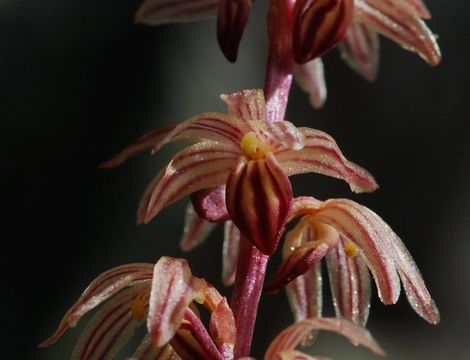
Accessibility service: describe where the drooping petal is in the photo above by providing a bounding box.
[222,221,241,286]
[265,242,329,293]
[138,142,240,224]
[221,89,267,123]
[326,238,372,325]
[276,128,378,193]
[265,318,386,359]
[100,125,176,168]
[40,264,154,347]
[131,335,180,360]
[71,283,150,360]
[190,186,230,223]
[151,113,248,154]
[226,153,293,255]
[135,0,218,26]
[290,197,401,304]
[389,234,440,324]
[293,0,355,64]
[403,0,431,19]
[294,58,327,109]
[217,0,253,62]
[209,298,237,359]
[180,203,217,252]
[339,22,380,82]
[147,257,206,346]
[354,0,441,65]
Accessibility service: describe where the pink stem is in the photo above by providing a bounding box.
[231,235,269,358]
[185,308,225,360]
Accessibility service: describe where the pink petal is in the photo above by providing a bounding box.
[294,59,327,110]
[151,113,248,154]
[325,238,371,325]
[147,257,206,346]
[265,242,329,293]
[251,120,305,152]
[180,203,217,252]
[222,221,241,286]
[135,0,218,26]
[217,0,253,62]
[290,197,401,304]
[190,186,230,223]
[265,317,386,359]
[100,125,176,168]
[293,0,355,64]
[209,298,237,359]
[354,0,441,65]
[275,350,332,360]
[138,142,240,224]
[71,283,150,360]
[389,234,440,324]
[226,154,293,255]
[403,0,431,19]
[276,128,378,193]
[40,264,154,347]
[130,335,180,360]
[339,22,380,82]
[220,89,267,123]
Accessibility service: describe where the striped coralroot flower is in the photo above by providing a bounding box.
[264,196,440,331]
[102,89,377,255]
[41,257,236,360]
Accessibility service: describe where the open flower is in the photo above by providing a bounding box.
[103,89,377,255]
[265,196,440,327]
[41,257,236,360]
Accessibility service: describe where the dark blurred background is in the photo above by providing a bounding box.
[2,0,469,359]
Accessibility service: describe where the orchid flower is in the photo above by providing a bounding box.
[102,89,377,256]
[41,257,237,360]
[133,0,440,109]
[264,196,440,328]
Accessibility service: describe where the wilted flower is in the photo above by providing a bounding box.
[265,196,440,327]
[103,89,377,255]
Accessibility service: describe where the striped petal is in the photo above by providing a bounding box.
[180,203,217,252]
[389,234,440,324]
[294,58,327,110]
[138,142,240,224]
[147,257,206,346]
[221,89,267,123]
[354,0,441,65]
[135,0,218,26]
[326,238,372,325]
[71,283,150,360]
[40,264,154,347]
[100,125,176,168]
[251,120,305,152]
[222,221,241,286]
[290,197,401,304]
[403,0,431,19]
[190,186,230,223]
[131,335,180,360]
[276,128,378,193]
[217,0,253,62]
[339,22,380,82]
[265,317,386,359]
[265,242,329,294]
[293,0,355,64]
[151,113,248,154]
[226,153,293,255]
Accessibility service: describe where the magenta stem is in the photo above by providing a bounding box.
[231,235,269,358]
